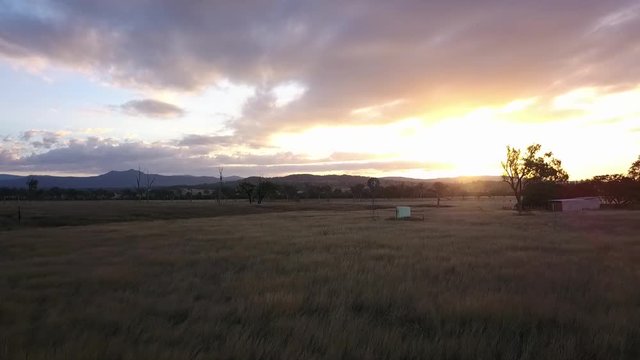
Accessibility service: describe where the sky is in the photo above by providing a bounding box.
[0,0,639,180]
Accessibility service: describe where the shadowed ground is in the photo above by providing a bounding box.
[1,199,639,359]
[0,199,445,230]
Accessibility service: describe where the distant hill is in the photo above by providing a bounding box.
[380,175,502,184]
[0,170,501,190]
[0,170,242,189]
[239,174,502,187]
[0,174,24,182]
[249,174,370,187]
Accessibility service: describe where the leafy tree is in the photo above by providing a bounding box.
[432,181,446,207]
[303,184,320,199]
[26,177,38,192]
[256,179,278,204]
[350,183,365,200]
[501,144,568,213]
[280,184,299,201]
[629,155,640,181]
[592,174,637,206]
[26,177,38,200]
[522,181,560,208]
[317,184,332,200]
[238,181,256,203]
[367,178,380,215]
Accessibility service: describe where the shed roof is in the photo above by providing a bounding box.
[549,197,600,202]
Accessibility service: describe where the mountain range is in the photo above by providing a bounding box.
[0,170,501,189]
[0,170,242,189]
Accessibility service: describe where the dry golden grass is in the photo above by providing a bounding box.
[1,199,639,359]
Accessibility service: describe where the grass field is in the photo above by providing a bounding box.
[0,199,392,230]
[1,199,640,359]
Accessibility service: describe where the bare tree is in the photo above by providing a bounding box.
[135,166,143,201]
[144,170,156,202]
[367,177,380,217]
[416,182,426,199]
[502,144,568,213]
[134,166,156,201]
[217,166,224,205]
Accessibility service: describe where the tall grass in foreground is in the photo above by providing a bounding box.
[1,200,639,359]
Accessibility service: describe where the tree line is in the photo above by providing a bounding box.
[0,177,512,202]
[3,149,639,208]
[502,144,640,211]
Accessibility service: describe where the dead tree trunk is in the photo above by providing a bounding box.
[217,167,223,205]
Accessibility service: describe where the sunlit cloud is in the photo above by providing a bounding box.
[351,99,408,120]
[591,3,640,32]
[552,86,640,122]
[271,81,307,107]
[271,85,640,180]
[0,1,639,178]
[500,98,538,114]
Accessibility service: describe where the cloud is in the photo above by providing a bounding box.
[591,3,640,32]
[271,81,307,107]
[19,130,65,149]
[1,0,638,140]
[119,99,185,118]
[0,148,16,163]
[1,1,639,178]
[0,135,448,177]
[351,99,408,120]
[2,137,188,174]
[176,134,233,147]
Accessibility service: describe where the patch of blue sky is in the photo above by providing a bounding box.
[0,63,135,135]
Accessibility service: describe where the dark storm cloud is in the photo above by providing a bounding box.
[119,99,185,118]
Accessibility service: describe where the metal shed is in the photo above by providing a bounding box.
[549,197,601,212]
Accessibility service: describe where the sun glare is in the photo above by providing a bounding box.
[271,87,640,180]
